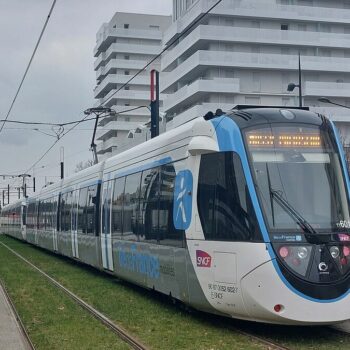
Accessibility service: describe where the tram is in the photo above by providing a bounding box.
[2,106,350,325]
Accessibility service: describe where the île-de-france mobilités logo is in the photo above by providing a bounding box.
[173,170,193,230]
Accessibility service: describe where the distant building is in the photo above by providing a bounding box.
[162,0,350,141]
[93,12,171,159]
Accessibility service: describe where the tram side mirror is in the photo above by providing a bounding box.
[188,136,218,156]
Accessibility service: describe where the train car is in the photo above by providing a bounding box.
[2,106,350,325]
[1,200,26,240]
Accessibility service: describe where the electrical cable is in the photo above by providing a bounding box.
[99,0,223,107]
[0,0,57,135]
[2,1,223,189]
[0,105,149,127]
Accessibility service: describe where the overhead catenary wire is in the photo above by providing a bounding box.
[0,106,149,127]
[4,0,224,181]
[0,0,57,136]
[99,0,224,107]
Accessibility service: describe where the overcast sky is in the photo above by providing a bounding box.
[0,0,172,201]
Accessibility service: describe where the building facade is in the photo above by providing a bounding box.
[93,12,171,159]
[162,0,350,141]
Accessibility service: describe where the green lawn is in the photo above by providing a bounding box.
[0,236,129,350]
[1,235,350,350]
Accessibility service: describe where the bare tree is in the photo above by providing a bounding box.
[75,159,94,173]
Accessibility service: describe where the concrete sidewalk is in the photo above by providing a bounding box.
[0,284,31,350]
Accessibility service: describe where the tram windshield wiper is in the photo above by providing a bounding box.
[270,189,318,236]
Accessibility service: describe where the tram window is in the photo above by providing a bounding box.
[123,173,141,241]
[159,164,184,247]
[112,177,125,237]
[102,180,112,236]
[86,185,98,235]
[78,187,88,234]
[139,167,160,243]
[198,152,260,241]
[66,192,73,232]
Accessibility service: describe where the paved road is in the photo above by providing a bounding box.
[0,284,30,350]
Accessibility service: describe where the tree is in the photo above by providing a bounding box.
[75,160,94,173]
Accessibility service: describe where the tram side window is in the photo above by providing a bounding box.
[27,202,35,229]
[139,167,160,243]
[78,187,88,234]
[159,164,184,247]
[197,152,260,241]
[112,177,125,238]
[123,173,141,241]
[86,185,98,235]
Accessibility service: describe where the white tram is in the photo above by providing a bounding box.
[2,106,350,324]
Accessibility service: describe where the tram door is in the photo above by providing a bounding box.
[21,203,26,240]
[71,191,79,258]
[101,180,113,271]
[52,196,58,251]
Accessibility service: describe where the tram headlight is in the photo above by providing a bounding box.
[297,247,308,259]
[330,246,340,259]
[279,246,289,258]
[274,244,312,277]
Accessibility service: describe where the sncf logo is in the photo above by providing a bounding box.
[196,250,212,268]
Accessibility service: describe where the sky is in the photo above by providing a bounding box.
[0,0,172,203]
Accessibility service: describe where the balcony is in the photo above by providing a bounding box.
[309,106,350,122]
[164,77,240,113]
[304,82,350,98]
[96,136,119,154]
[101,89,166,108]
[96,58,150,80]
[94,74,150,99]
[96,121,141,140]
[94,28,162,57]
[162,25,350,70]
[94,43,161,70]
[164,0,350,45]
[161,50,350,92]
[166,102,235,130]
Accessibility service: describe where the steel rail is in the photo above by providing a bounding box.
[0,278,36,350]
[232,326,292,350]
[0,241,148,350]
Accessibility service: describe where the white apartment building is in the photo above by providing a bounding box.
[93,12,171,159]
[162,0,350,141]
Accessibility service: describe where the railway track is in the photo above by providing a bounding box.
[1,240,293,350]
[0,241,148,350]
[0,278,36,350]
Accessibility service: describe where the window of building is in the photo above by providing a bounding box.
[245,96,261,105]
[197,152,261,241]
[124,24,129,29]
[124,70,130,75]
[124,86,130,90]
[281,24,289,30]
[112,177,125,237]
[124,55,130,60]
[149,25,160,30]
[125,116,130,122]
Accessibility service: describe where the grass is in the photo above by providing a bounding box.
[0,235,264,350]
[2,234,350,350]
[0,237,130,350]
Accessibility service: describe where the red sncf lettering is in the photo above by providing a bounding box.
[196,250,212,267]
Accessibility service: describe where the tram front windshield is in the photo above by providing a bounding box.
[245,124,350,233]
